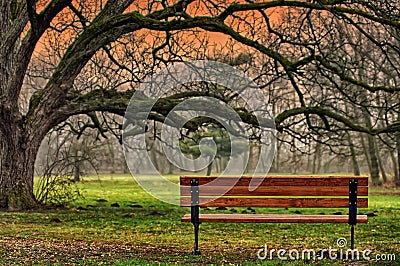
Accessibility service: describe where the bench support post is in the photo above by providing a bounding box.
[190,178,201,255]
[349,179,358,250]
[350,224,355,250]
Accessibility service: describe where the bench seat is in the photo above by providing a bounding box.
[181,213,368,223]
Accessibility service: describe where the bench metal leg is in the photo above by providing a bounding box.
[192,222,201,255]
[190,178,201,255]
[350,224,355,250]
[349,179,357,251]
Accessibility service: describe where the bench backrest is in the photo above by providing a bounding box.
[180,175,368,208]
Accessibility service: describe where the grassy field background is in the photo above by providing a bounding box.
[0,174,398,265]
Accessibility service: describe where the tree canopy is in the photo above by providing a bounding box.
[0,0,399,210]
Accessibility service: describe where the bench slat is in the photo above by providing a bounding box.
[180,197,368,208]
[180,186,368,196]
[180,176,368,187]
[181,213,368,223]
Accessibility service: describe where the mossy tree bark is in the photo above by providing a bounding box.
[0,121,40,210]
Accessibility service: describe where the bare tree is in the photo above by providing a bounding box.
[1,0,400,210]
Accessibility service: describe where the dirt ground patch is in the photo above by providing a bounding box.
[0,237,175,265]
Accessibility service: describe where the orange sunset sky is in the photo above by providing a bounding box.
[33,0,284,52]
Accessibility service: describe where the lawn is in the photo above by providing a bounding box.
[0,174,398,265]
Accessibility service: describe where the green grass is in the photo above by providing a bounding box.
[0,174,399,265]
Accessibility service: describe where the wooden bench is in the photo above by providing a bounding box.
[180,175,368,255]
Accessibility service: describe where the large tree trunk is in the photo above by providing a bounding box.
[356,54,380,185]
[206,156,213,176]
[376,148,387,183]
[312,142,321,174]
[360,132,380,185]
[346,132,360,176]
[396,133,400,186]
[396,95,400,186]
[389,150,399,182]
[73,149,81,183]
[367,135,381,185]
[0,2,39,210]
[274,141,281,173]
[0,125,40,210]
